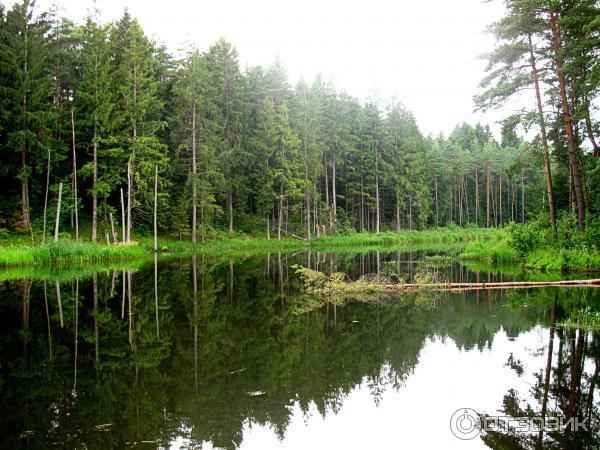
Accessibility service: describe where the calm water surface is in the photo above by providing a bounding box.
[0,250,598,449]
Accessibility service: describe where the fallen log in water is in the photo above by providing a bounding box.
[378,278,600,293]
[293,266,600,295]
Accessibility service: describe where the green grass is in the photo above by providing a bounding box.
[0,227,503,268]
[459,240,519,264]
[310,227,506,248]
[0,240,148,266]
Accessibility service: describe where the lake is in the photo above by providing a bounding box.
[0,250,598,449]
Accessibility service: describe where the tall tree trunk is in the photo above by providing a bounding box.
[396,191,400,231]
[126,159,132,242]
[120,188,126,243]
[408,194,412,230]
[499,173,502,225]
[71,108,79,241]
[475,169,479,226]
[331,147,336,227]
[21,153,31,237]
[54,182,63,242]
[153,165,158,253]
[110,213,116,243]
[360,176,365,231]
[511,182,516,222]
[278,185,283,241]
[459,176,463,226]
[42,148,51,244]
[21,4,31,237]
[303,141,311,240]
[228,191,233,234]
[492,175,497,226]
[486,166,491,227]
[324,153,330,228]
[528,32,556,232]
[521,170,525,224]
[464,176,469,224]
[550,11,585,231]
[191,101,197,243]
[92,127,98,242]
[375,143,380,234]
[434,174,439,227]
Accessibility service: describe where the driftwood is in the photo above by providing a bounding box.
[361,278,600,293]
[295,266,600,295]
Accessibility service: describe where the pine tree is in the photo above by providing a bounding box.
[0,0,52,234]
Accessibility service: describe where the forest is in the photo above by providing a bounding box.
[0,0,599,249]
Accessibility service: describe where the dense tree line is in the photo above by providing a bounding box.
[0,0,598,242]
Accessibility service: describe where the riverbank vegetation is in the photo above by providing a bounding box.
[460,216,600,272]
[0,227,502,267]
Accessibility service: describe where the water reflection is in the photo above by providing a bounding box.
[0,252,598,449]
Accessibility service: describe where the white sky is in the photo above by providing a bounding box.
[19,0,508,137]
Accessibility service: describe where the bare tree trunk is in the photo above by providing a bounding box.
[228,191,233,234]
[71,108,79,242]
[375,143,380,234]
[324,153,330,228]
[528,32,556,232]
[191,101,197,243]
[521,170,525,224]
[126,159,132,242]
[42,148,51,244]
[550,11,585,231]
[303,141,311,240]
[511,182,516,222]
[331,147,336,227]
[360,176,365,231]
[408,194,412,230]
[120,188,126,243]
[54,183,63,242]
[434,174,439,227]
[396,192,401,231]
[153,165,158,253]
[486,167,490,227]
[464,176,469,224]
[110,213,117,243]
[475,169,479,226]
[459,176,463,226]
[278,188,283,241]
[492,175,497,226]
[92,129,98,242]
[499,173,503,225]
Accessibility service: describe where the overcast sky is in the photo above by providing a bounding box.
[15,0,507,137]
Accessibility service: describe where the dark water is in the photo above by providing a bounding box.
[0,251,599,449]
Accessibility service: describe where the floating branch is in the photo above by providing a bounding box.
[294,266,600,295]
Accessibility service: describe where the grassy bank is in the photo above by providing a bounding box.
[0,227,502,267]
[459,217,600,272]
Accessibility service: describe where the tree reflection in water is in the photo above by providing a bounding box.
[0,251,597,449]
